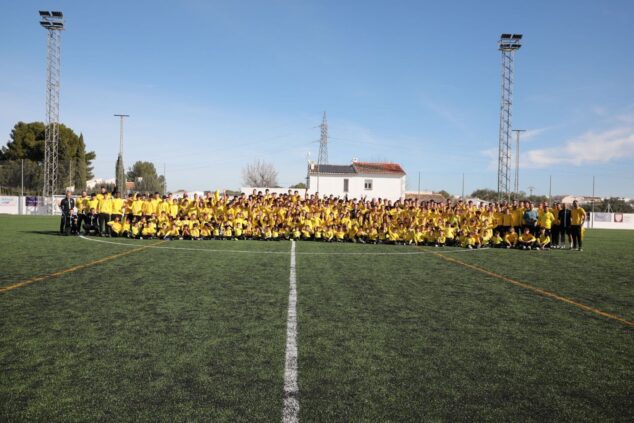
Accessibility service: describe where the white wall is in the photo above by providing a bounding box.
[587,212,634,230]
[307,174,405,201]
[0,196,64,215]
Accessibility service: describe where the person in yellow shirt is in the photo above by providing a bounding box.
[436,230,446,247]
[518,228,537,250]
[97,192,113,236]
[537,205,555,235]
[141,220,157,239]
[191,223,201,240]
[537,228,551,250]
[77,191,90,233]
[570,200,587,251]
[490,231,504,248]
[504,227,518,249]
[107,216,124,237]
[111,192,125,221]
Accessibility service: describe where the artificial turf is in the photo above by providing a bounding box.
[0,215,633,422]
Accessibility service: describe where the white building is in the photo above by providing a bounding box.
[307,161,406,201]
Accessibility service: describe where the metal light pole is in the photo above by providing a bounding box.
[497,34,522,200]
[39,10,64,212]
[114,114,129,195]
[591,175,594,228]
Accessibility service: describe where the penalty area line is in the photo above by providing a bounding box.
[433,252,634,328]
[282,240,299,423]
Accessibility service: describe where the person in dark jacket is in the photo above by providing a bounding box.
[59,191,76,235]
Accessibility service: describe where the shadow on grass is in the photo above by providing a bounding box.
[21,230,67,236]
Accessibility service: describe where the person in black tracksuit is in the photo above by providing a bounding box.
[558,204,572,248]
[59,191,76,235]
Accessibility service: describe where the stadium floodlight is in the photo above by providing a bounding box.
[497,33,523,200]
[39,10,65,210]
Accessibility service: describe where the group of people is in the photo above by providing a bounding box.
[58,187,587,251]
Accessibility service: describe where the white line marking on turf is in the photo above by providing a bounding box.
[282,240,299,423]
[79,235,491,256]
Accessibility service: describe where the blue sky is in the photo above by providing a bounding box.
[2,0,633,197]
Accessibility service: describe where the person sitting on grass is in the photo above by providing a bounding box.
[108,216,124,237]
[436,229,446,247]
[518,228,537,250]
[490,230,504,248]
[537,228,551,250]
[191,223,201,240]
[131,221,142,239]
[504,227,518,249]
[141,220,157,239]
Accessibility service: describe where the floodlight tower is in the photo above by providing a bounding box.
[114,114,129,195]
[497,33,522,200]
[39,11,64,206]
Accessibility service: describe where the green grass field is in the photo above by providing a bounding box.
[1,215,633,422]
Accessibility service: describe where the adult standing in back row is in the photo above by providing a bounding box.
[59,190,75,235]
[571,200,587,251]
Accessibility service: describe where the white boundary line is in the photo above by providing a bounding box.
[282,240,299,423]
[78,236,492,256]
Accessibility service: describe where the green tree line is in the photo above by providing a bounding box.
[0,122,95,195]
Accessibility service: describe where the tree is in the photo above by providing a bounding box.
[583,197,634,213]
[436,190,453,199]
[469,188,499,202]
[115,154,125,194]
[0,122,95,193]
[242,160,278,187]
[127,161,165,193]
[290,182,307,189]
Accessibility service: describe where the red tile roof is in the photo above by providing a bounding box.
[352,162,406,175]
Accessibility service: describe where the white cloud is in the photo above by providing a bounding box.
[523,127,634,168]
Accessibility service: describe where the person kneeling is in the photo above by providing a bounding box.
[518,228,537,250]
[536,228,551,250]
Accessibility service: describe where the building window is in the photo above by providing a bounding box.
[364,179,373,190]
[343,178,349,192]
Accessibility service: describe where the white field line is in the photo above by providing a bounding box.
[282,240,299,423]
[78,236,493,256]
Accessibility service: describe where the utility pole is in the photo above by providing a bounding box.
[114,114,129,195]
[418,171,421,195]
[497,33,522,200]
[163,162,166,195]
[39,11,64,212]
[528,185,535,197]
[549,175,552,203]
[21,159,24,215]
[590,175,594,228]
[512,129,526,195]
